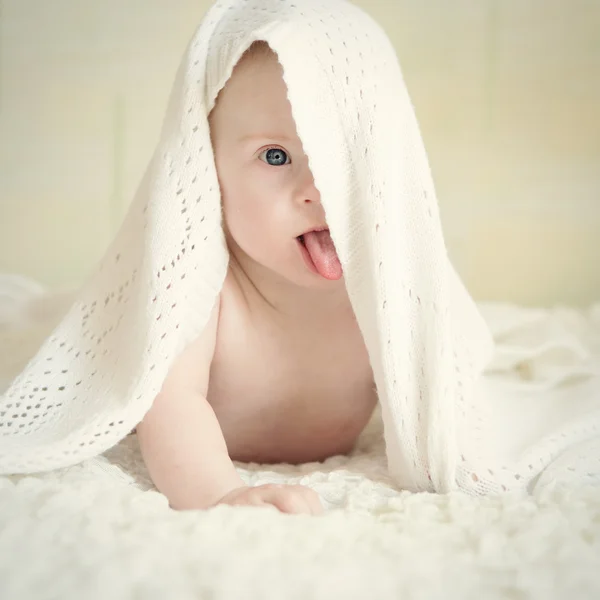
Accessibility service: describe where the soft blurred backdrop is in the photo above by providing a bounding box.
[0,0,598,306]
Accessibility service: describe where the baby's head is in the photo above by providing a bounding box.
[208,42,343,289]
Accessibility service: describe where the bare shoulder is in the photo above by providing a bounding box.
[158,295,221,398]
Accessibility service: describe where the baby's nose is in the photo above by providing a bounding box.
[303,188,321,204]
[297,165,321,205]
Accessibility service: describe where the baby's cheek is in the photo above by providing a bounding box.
[222,194,269,252]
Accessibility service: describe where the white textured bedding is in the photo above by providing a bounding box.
[0,279,599,599]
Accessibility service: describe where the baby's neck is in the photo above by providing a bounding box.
[227,255,354,327]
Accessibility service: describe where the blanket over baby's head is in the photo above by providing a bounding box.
[2,0,598,495]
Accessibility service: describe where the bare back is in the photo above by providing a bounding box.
[207,269,378,465]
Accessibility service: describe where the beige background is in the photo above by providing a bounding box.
[0,0,598,306]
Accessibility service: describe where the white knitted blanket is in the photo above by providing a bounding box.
[1,0,599,497]
[1,283,600,599]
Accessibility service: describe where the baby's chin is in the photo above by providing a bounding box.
[230,241,345,291]
[275,240,346,289]
[276,254,347,291]
[285,269,346,290]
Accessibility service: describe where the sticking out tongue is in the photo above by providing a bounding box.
[302,230,343,280]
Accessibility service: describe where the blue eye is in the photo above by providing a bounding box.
[260,148,291,166]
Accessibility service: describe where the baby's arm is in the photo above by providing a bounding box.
[136,297,323,514]
[137,392,245,509]
[136,299,243,509]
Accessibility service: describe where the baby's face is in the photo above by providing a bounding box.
[209,49,338,289]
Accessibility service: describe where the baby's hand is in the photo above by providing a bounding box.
[216,483,323,515]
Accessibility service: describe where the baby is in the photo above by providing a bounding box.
[136,42,378,515]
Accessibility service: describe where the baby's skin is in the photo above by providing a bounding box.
[136,42,377,515]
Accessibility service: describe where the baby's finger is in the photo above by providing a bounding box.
[267,490,312,515]
[300,488,324,515]
[224,495,263,508]
[289,485,323,515]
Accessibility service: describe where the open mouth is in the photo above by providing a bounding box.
[296,234,317,274]
[296,225,329,248]
[295,228,343,281]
